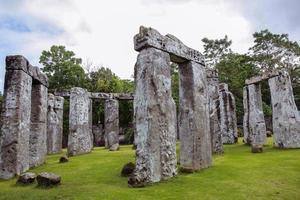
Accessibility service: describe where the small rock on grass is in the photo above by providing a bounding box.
[17,172,36,185]
[37,172,61,187]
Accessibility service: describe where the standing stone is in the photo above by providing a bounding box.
[207,69,223,154]
[129,48,177,187]
[243,86,251,145]
[0,66,32,179]
[104,99,119,151]
[178,61,212,172]
[247,83,266,152]
[30,83,48,167]
[268,71,300,148]
[219,83,238,144]
[68,87,93,156]
[47,94,64,154]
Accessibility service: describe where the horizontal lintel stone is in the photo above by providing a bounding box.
[245,70,280,85]
[134,26,205,65]
[6,55,48,87]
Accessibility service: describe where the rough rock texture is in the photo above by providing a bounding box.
[207,69,223,154]
[37,172,61,187]
[134,26,204,65]
[129,48,177,187]
[29,83,48,167]
[268,71,300,148]
[178,61,212,172]
[68,87,93,156]
[243,86,250,144]
[17,172,36,184]
[0,69,32,179]
[5,55,48,87]
[219,83,238,144]
[55,91,134,100]
[104,99,119,151]
[93,124,104,146]
[245,70,280,85]
[47,94,64,154]
[247,83,266,152]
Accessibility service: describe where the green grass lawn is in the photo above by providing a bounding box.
[0,138,299,200]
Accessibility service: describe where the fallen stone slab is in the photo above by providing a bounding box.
[17,172,37,185]
[37,172,61,187]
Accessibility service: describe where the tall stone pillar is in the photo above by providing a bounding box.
[47,94,64,154]
[29,84,48,167]
[104,99,119,151]
[248,83,266,152]
[207,69,223,154]
[129,48,177,187]
[243,86,251,145]
[178,61,211,172]
[68,87,93,156]
[268,71,300,148]
[0,57,32,179]
[219,83,238,144]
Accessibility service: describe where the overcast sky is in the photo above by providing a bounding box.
[0,0,299,92]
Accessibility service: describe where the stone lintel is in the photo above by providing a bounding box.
[245,71,280,85]
[134,26,205,65]
[54,90,134,100]
[6,55,48,87]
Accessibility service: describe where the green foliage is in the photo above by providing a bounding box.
[0,139,299,200]
[202,35,232,68]
[171,63,179,111]
[217,54,259,122]
[39,45,87,92]
[250,29,300,108]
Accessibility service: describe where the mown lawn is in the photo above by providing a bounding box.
[0,138,299,200]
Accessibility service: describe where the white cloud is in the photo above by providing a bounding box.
[3,0,298,93]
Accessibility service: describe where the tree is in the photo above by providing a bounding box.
[39,45,87,91]
[217,54,259,122]
[202,35,232,68]
[249,30,300,108]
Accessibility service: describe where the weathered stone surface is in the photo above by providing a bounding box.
[121,162,135,177]
[55,90,134,100]
[104,99,119,151]
[37,172,61,187]
[134,26,205,65]
[0,69,32,179]
[243,86,251,144]
[30,84,48,167]
[268,71,300,148]
[219,83,238,144]
[47,94,64,154]
[17,172,36,184]
[247,83,266,152]
[245,70,280,85]
[178,61,212,172]
[93,124,104,146]
[207,69,223,154]
[68,87,93,156]
[5,55,48,87]
[129,48,177,187]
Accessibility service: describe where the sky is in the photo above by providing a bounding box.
[0,0,300,92]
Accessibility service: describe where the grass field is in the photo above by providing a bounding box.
[0,138,299,200]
